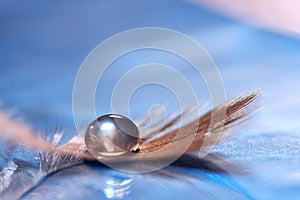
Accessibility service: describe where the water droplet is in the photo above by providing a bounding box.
[85,114,140,161]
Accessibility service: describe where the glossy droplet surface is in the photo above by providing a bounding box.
[85,114,140,160]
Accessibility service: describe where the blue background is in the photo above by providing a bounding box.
[0,0,300,199]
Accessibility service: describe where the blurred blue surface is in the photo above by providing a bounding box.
[0,0,300,199]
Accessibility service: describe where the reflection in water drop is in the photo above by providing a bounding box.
[104,176,133,199]
[97,156,104,160]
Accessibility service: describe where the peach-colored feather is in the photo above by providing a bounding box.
[0,91,260,162]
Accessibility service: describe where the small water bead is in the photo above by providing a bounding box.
[85,114,140,160]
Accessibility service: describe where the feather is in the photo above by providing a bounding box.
[0,90,260,199]
[134,90,260,153]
